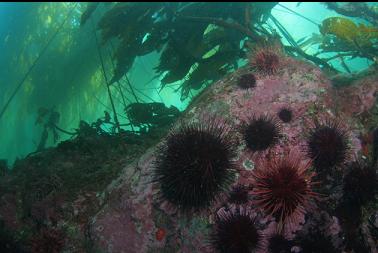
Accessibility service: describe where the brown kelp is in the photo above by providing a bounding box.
[95,3,278,100]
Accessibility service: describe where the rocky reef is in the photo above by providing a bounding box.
[0,49,377,252]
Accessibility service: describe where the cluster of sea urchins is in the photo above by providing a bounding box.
[153,112,356,252]
[153,118,237,211]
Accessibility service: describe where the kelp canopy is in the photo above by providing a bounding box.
[91,2,278,100]
[87,2,378,100]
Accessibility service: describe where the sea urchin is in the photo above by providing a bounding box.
[211,207,262,253]
[237,73,257,89]
[343,161,377,206]
[267,233,292,253]
[278,107,292,123]
[243,115,281,152]
[251,152,317,226]
[249,46,281,75]
[306,119,350,173]
[228,184,250,205]
[154,118,236,211]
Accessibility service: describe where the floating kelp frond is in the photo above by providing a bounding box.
[320,17,378,48]
[96,2,277,94]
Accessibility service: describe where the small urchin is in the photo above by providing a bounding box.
[211,207,263,253]
[342,161,377,206]
[296,230,338,253]
[243,114,281,152]
[306,119,350,174]
[249,46,281,75]
[237,73,257,89]
[277,107,293,123]
[153,118,237,211]
[267,233,292,253]
[228,184,250,205]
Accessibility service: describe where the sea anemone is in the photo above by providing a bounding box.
[342,161,377,206]
[250,152,318,228]
[211,207,263,253]
[306,119,350,174]
[249,46,281,75]
[237,73,257,89]
[277,107,292,123]
[267,233,292,253]
[228,184,250,205]
[243,115,281,152]
[154,118,237,211]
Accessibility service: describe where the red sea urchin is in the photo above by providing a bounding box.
[249,46,281,75]
[211,207,263,253]
[153,118,237,211]
[250,152,318,228]
[306,119,350,175]
[243,115,281,152]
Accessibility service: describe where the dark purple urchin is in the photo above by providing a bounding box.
[30,227,65,253]
[267,234,292,253]
[211,207,263,253]
[237,73,257,89]
[306,119,350,173]
[228,184,250,205]
[296,230,338,253]
[342,161,377,206]
[277,107,292,123]
[154,119,237,211]
[243,115,281,152]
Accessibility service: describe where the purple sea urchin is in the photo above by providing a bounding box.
[211,207,263,253]
[296,230,338,253]
[154,118,237,211]
[267,234,292,253]
[343,161,377,206]
[30,227,65,253]
[277,107,292,123]
[243,115,281,152]
[228,184,250,205]
[237,73,257,89]
[306,119,350,174]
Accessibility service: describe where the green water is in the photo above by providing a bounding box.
[0,2,376,165]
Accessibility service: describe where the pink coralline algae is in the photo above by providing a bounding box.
[336,75,378,116]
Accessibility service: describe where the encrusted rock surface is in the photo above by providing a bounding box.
[90,57,377,252]
[0,56,377,252]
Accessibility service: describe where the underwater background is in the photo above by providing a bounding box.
[0,2,375,165]
[0,2,377,253]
